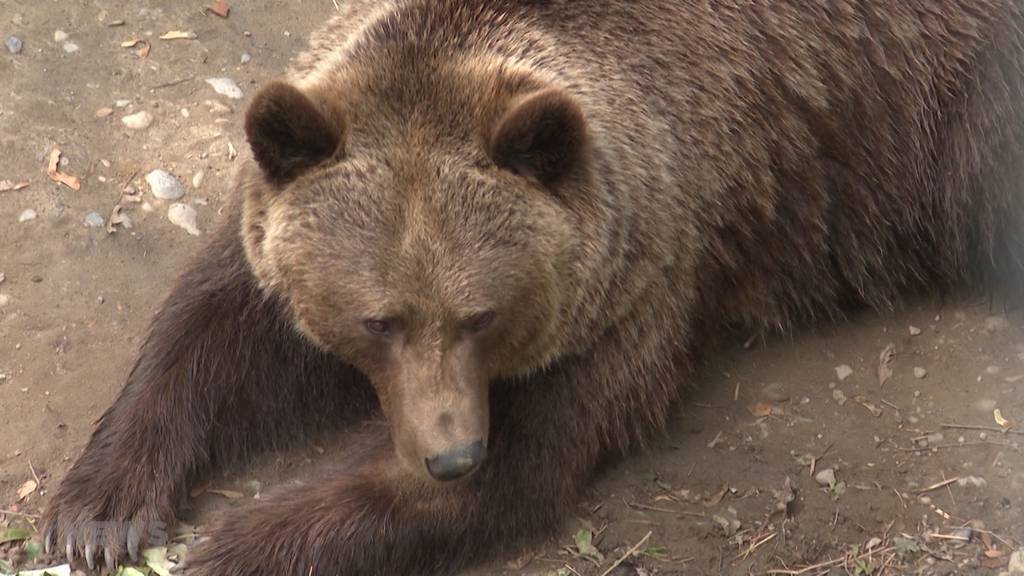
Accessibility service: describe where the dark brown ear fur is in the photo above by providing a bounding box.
[489,88,587,186]
[244,80,345,185]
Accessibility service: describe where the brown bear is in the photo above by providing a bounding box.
[43,1,1024,574]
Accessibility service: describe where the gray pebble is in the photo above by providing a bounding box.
[832,389,847,406]
[205,77,244,100]
[146,169,186,200]
[240,51,251,64]
[834,364,853,381]
[168,203,201,236]
[62,41,79,54]
[18,208,37,222]
[984,316,1010,333]
[814,468,836,487]
[84,212,105,228]
[4,35,23,54]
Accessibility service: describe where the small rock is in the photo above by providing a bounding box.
[205,77,244,99]
[909,325,922,336]
[832,389,847,406]
[114,99,131,108]
[62,42,79,53]
[121,110,154,130]
[168,203,201,236]
[18,208,37,222]
[0,294,10,307]
[192,170,206,189]
[4,35,24,54]
[146,169,186,200]
[84,212,105,228]
[205,99,233,114]
[986,365,1002,375]
[1008,550,1024,576]
[913,367,928,379]
[95,107,114,118]
[835,364,854,381]
[53,30,69,42]
[814,468,836,487]
[985,316,1011,333]
[240,51,251,64]
[760,383,790,403]
[957,476,987,489]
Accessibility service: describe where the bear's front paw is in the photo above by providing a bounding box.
[186,475,417,576]
[42,463,177,572]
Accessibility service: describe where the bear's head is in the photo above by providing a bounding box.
[239,63,594,482]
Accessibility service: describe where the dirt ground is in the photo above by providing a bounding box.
[2,2,1023,575]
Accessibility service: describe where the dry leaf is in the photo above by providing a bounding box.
[47,148,82,191]
[207,1,230,17]
[160,30,197,40]
[16,479,38,501]
[106,204,133,234]
[878,343,896,387]
[703,484,729,507]
[0,180,30,192]
[980,555,1009,569]
[120,38,151,58]
[854,395,883,417]
[749,402,774,418]
[208,489,244,500]
[994,408,1010,428]
[983,548,1007,559]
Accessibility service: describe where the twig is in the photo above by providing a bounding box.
[926,533,969,542]
[151,76,195,90]
[734,531,777,561]
[940,423,1024,437]
[598,530,651,576]
[625,500,676,514]
[0,509,40,519]
[942,472,956,506]
[809,441,835,478]
[897,441,1014,452]
[28,460,40,485]
[892,488,906,510]
[767,546,896,575]
[916,477,959,494]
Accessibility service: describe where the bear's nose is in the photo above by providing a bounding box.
[424,440,486,481]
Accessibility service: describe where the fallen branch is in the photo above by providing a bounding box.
[599,530,651,576]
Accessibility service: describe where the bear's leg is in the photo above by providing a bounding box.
[42,219,375,571]
[186,298,686,576]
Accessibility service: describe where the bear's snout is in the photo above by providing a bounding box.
[425,440,486,481]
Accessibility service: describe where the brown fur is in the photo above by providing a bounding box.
[44,1,1024,575]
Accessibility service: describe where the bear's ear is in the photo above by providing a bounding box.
[488,88,587,186]
[244,80,346,186]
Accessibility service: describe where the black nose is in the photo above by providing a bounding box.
[425,440,486,481]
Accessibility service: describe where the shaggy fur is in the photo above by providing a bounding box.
[44,1,1024,575]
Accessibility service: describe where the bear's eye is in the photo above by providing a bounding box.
[364,319,392,336]
[463,311,497,334]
